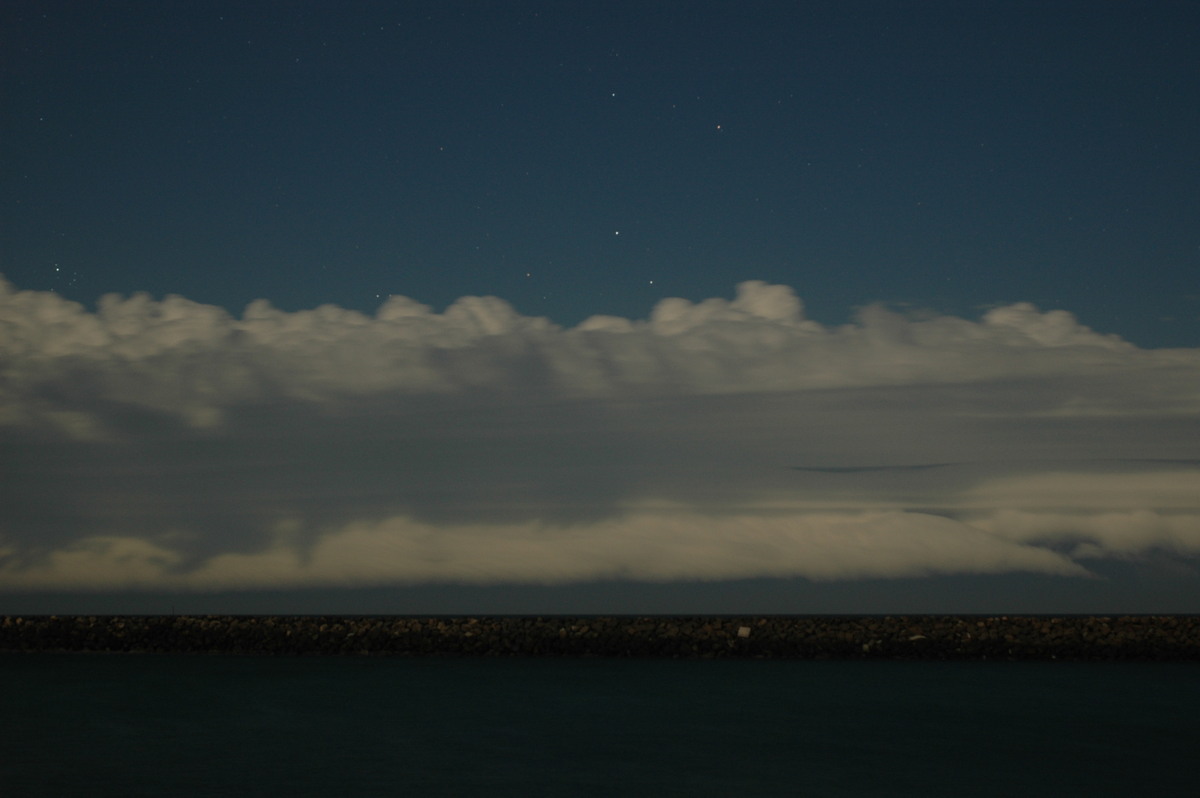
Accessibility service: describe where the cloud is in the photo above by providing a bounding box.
[2,276,1199,594]
[4,276,1193,431]
[0,507,1088,591]
[972,509,1200,560]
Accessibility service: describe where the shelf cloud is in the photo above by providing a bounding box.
[2,277,1199,593]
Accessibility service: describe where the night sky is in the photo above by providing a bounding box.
[6,0,1199,345]
[2,1,1200,614]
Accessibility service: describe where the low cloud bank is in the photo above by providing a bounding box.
[2,277,1199,593]
[1,508,1090,591]
[4,277,1195,434]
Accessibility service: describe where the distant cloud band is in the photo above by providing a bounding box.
[2,277,1198,592]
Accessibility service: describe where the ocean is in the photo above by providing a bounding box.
[2,653,1196,796]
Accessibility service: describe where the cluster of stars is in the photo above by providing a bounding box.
[51,263,79,288]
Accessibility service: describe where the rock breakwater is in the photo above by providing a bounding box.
[2,615,1198,660]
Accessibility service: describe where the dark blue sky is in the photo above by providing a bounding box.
[4,0,1198,346]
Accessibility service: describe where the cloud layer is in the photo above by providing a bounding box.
[2,277,1199,594]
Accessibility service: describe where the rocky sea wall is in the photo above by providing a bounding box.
[2,615,1198,660]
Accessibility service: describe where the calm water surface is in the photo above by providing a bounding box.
[2,654,1196,796]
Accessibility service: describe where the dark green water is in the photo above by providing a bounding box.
[2,654,1196,796]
